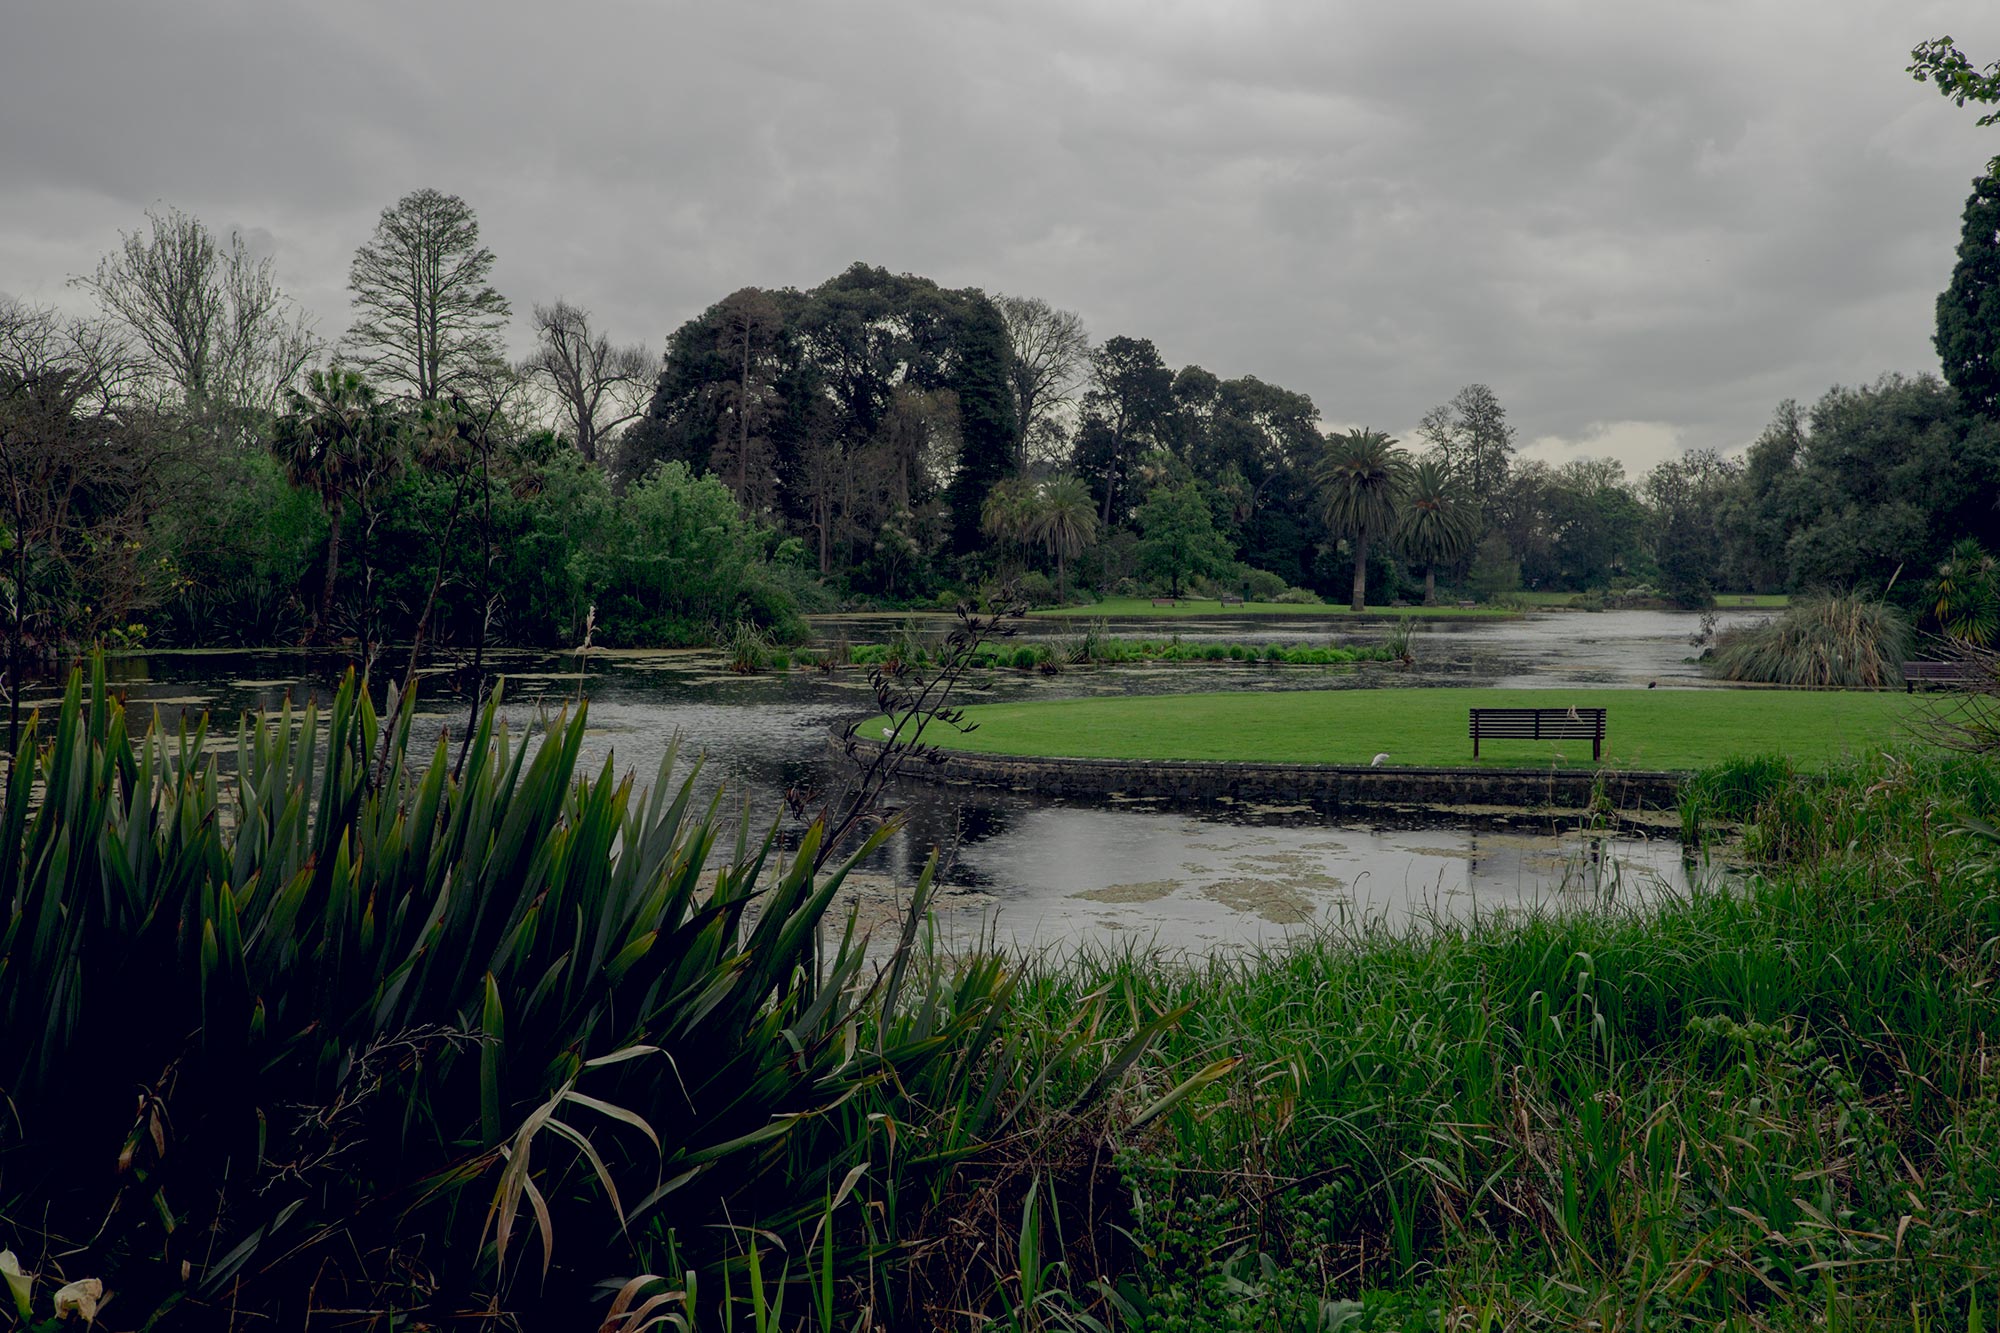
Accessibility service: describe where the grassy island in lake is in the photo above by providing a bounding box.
[901,686,1927,770]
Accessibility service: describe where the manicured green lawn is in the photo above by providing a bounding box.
[1032,597,1513,620]
[916,686,1927,770]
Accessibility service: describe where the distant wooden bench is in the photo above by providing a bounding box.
[1218,595,1245,606]
[1151,597,1179,607]
[1470,706,1607,760]
[1903,660,1981,692]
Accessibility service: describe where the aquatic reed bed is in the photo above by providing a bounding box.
[846,636,1397,672]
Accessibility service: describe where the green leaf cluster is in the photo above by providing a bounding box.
[0,662,1006,1323]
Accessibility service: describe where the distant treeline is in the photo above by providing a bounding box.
[629,264,2000,613]
[6,168,2000,688]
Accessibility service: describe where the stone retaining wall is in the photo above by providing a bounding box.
[834,729,1686,814]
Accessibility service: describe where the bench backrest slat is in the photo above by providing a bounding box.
[1468,706,1606,758]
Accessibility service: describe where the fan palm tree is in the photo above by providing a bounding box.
[1032,475,1097,604]
[1396,459,1478,605]
[980,475,1038,573]
[1315,428,1410,612]
[270,367,389,644]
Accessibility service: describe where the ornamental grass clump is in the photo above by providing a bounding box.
[1711,592,1911,688]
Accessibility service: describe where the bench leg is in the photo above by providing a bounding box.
[1473,732,1479,760]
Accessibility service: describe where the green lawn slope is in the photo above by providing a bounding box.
[918,686,1927,770]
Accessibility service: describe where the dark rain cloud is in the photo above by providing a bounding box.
[2,0,1996,473]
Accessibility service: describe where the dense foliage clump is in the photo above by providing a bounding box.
[1711,592,1913,688]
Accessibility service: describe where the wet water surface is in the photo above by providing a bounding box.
[75,607,1747,952]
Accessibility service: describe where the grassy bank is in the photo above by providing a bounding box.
[909,685,1924,770]
[842,635,1401,672]
[1514,591,1791,610]
[994,747,2000,1328]
[1033,597,1515,620]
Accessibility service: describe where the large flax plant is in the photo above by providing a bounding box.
[0,663,1017,1325]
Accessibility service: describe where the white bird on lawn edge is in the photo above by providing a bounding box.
[1370,753,1389,767]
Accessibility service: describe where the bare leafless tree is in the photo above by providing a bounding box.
[808,593,1025,872]
[0,300,158,745]
[996,294,1089,471]
[344,189,511,402]
[520,300,651,465]
[72,206,317,420]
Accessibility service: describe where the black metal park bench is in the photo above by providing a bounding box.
[1902,660,1980,693]
[1470,706,1607,761]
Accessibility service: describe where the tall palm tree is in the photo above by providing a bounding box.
[980,475,1038,573]
[271,367,388,644]
[1396,459,1477,605]
[1315,428,1409,612]
[1032,475,1098,604]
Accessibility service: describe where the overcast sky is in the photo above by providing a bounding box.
[4,1,1997,474]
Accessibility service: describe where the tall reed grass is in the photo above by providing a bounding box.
[982,748,2000,1329]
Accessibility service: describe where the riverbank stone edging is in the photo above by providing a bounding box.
[833,728,1686,812]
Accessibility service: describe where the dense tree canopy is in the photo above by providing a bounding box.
[12,175,2000,664]
[1937,168,2000,416]
[626,264,1016,577]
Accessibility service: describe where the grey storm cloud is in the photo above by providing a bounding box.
[3,0,1997,474]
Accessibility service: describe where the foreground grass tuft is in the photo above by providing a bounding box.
[990,747,2000,1329]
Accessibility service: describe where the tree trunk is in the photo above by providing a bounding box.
[1350,533,1368,613]
[737,326,752,503]
[577,400,597,465]
[1424,565,1436,606]
[1057,551,1067,605]
[315,497,345,645]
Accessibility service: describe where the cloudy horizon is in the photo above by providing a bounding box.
[5,0,1997,475]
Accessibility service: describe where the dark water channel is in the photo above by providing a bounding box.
[70,608,1765,953]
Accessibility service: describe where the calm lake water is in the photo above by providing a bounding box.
[68,607,1762,953]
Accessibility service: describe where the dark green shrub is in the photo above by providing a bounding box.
[0,664,1017,1325]
[1242,568,1287,602]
